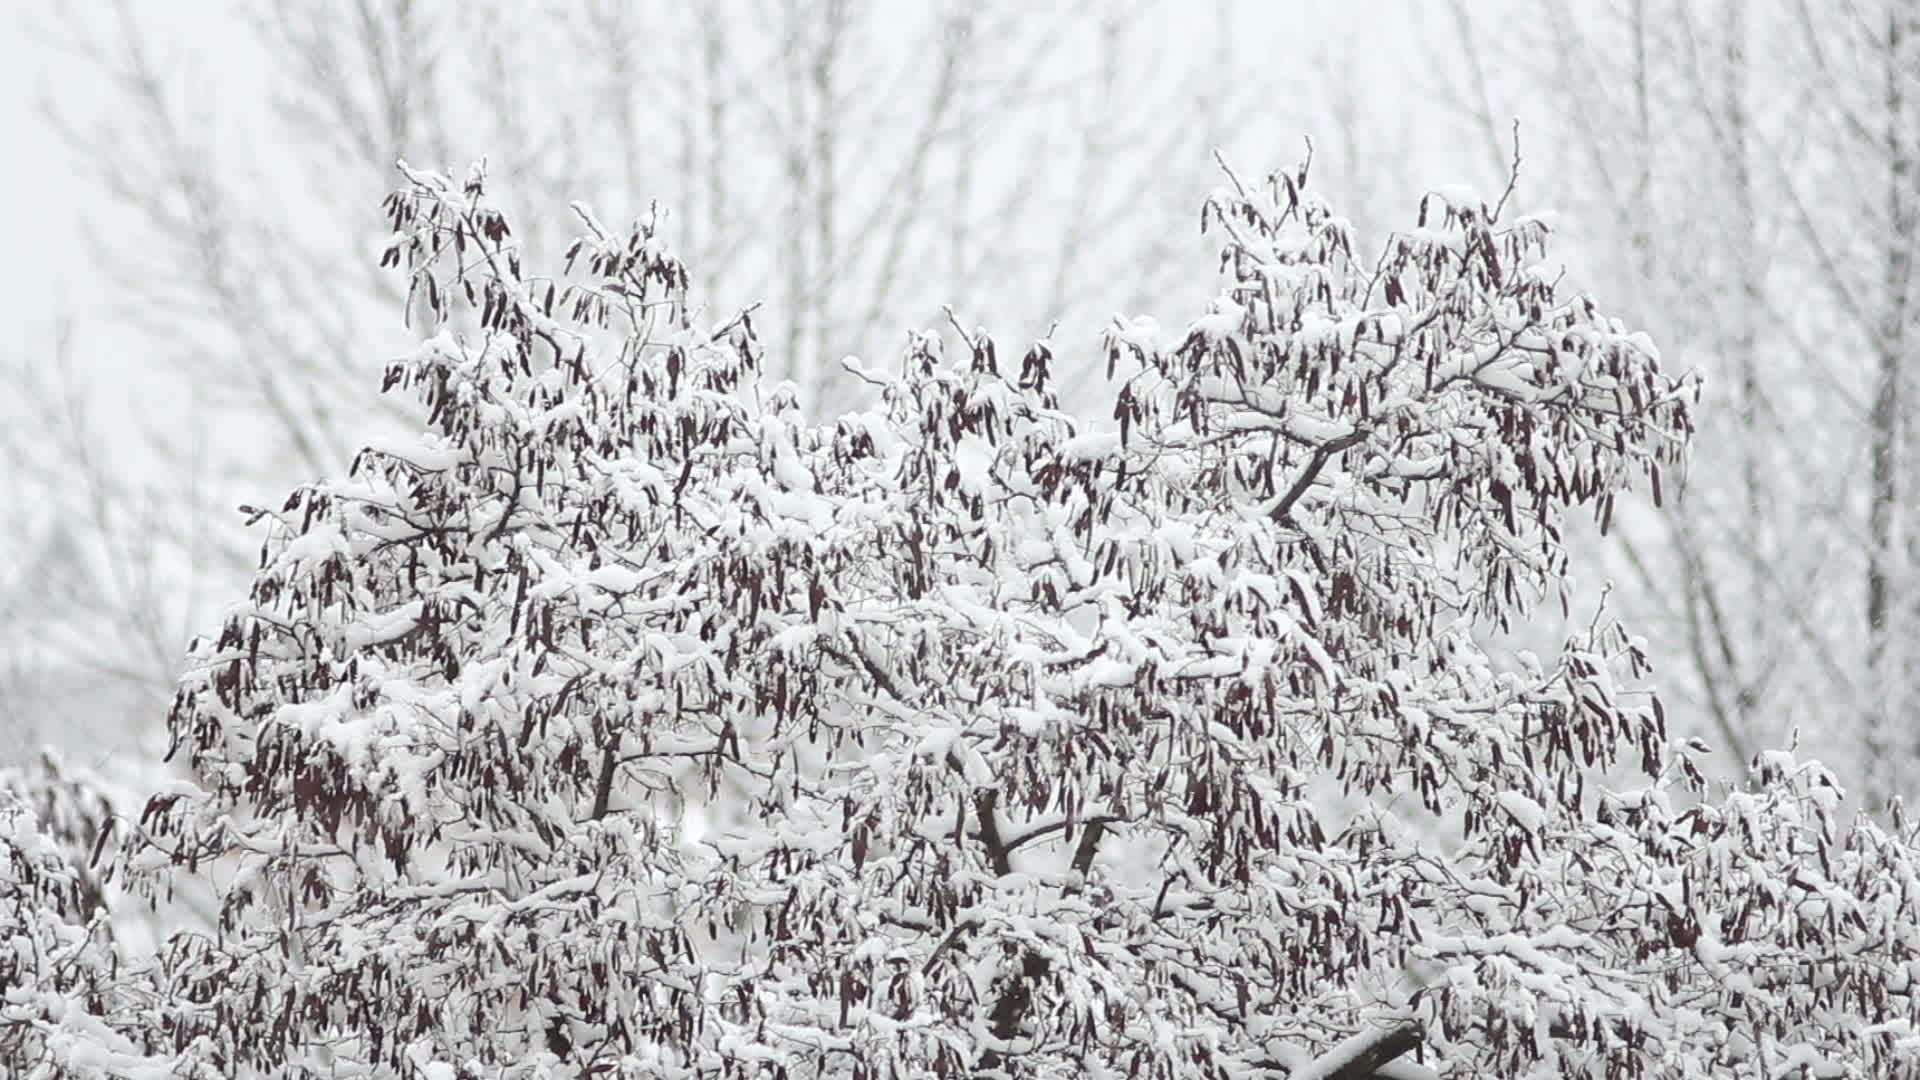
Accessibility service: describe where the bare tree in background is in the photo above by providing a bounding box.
[1423,0,1920,809]
[1806,0,1920,809]
[21,1,1362,753]
[2,321,224,767]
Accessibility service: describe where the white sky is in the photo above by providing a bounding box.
[3,13,75,341]
[5,3,282,425]
[0,2,1489,354]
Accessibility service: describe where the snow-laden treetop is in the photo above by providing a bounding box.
[9,154,1918,1079]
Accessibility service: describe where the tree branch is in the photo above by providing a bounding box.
[1253,1018,1424,1080]
[1270,429,1371,525]
[588,745,616,820]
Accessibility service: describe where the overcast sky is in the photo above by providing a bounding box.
[0,2,1493,353]
[5,4,284,415]
[4,9,78,338]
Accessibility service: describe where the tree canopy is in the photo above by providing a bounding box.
[7,156,1919,1079]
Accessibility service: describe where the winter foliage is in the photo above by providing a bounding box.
[7,158,1920,1078]
[1,755,171,1077]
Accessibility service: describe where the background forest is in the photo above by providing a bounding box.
[2,1,1917,815]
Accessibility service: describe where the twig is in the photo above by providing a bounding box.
[1491,120,1523,222]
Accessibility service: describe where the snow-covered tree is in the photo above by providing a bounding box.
[1,754,185,1078]
[76,159,1920,1078]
